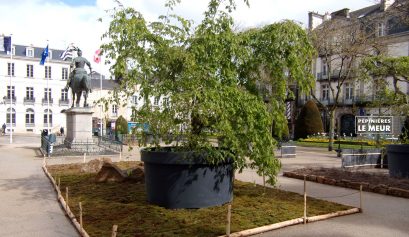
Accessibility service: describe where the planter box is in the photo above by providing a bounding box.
[279,142,296,158]
[387,144,409,178]
[141,147,234,209]
[341,148,383,168]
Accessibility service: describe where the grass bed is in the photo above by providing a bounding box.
[48,162,351,237]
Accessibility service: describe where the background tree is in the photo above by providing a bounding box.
[309,8,389,151]
[101,0,315,184]
[115,115,129,135]
[294,100,324,139]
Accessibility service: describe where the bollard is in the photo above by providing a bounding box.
[79,202,83,229]
[111,225,118,237]
[226,204,231,236]
[66,187,69,209]
[360,185,363,212]
[303,175,307,224]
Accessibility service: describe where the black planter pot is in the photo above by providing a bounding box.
[141,148,234,209]
[387,144,409,178]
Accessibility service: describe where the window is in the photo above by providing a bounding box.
[26,109,35,125]
[6,108,16,125]
[61,88,68,101]
[27,64,34,78]
[163,97,169,107]
[112,105,118,116]
[26,48,34,57]
[44,109,52,125]
[131,95,138,105]
[48,50,52,60]
[45,66,52,79]
[322,84,330,100]
[62,68,68,80]
[322,62,328,76]
[44,88,51,100]
[7,63,15,76]
[154,97,160,106]
[7,86,15,99]
[345,83,354,100]
[26,87,34,99]
[377,22,385,37]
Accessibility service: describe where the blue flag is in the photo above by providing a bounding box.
[3,36,11,53]
[40,45,49,65]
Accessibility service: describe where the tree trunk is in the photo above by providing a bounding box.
[328,109,335,151]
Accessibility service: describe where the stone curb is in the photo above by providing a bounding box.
[218,208,360,237]
[283,171,409,199]
[42,164,90,237]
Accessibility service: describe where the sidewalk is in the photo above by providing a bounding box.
[236,147,409,237]
[0,136,78,237]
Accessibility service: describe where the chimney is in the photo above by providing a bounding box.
[331,8,350,18]
[381,0,394,11]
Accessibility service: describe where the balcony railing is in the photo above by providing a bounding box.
[59,99,70,106]
[24,97,35,104]
[42,98,53,105]
[3,96,16,104]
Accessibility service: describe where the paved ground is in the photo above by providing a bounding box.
[237,146,409,237]
[1,135,409,237]
[0,134,79,237]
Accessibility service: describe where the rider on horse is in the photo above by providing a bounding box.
[65,49,92,92]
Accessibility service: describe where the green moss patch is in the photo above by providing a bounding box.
[48,162,351,237]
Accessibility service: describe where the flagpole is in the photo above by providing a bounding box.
[46,40,50,134]
[9,34,13,144]
[100,54,103,137]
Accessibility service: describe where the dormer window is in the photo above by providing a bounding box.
[26,47,34,57]
[48,50,53,61]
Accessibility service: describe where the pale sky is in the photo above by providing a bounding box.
[0,0,376,76]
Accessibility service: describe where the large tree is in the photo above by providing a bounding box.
[309,8,389,151]
[101,0,315,184]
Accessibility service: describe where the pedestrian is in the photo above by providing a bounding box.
[2,123,6,135]
[60,127,64,136]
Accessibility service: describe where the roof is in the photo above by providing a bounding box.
[0,43,68,62]
[350,3,381,18]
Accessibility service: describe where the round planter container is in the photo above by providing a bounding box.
[141,147,234,209]
[387,144,409,178]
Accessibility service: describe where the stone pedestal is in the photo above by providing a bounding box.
[64,107,94,148]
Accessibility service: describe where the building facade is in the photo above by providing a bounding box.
[304,0,409,137]
[0,40,72,134]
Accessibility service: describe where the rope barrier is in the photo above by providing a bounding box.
[309,191,360,199]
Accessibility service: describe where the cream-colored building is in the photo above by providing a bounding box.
[303,0,409,137]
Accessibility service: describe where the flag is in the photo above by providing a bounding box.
[60,43,78,61]
[40,45,49,65]
[4,36,11,53]
[93,49,101,63]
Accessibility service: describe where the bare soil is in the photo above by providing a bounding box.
[288,167,409,191]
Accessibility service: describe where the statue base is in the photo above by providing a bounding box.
[64,107,94,149]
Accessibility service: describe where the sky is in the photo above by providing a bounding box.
[0,0,376,77]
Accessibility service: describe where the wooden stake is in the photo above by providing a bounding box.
[79,202,83,229]
[226,204,231,236]
[66,187,69,209]
[262,173,266,193]
[58,177,60,189]
[111,225,118,237]
[119,152,122,161]
[83,153,86,163]
[360,185,363,212]
[303,175,307,224]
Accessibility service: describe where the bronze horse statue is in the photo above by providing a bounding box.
[65,50,92,107]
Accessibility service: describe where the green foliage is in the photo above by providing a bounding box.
[400,117,409,143]
[101,0,315,185]
[294,100,324,139]
[360,56,409,114]
[115,115,128,135]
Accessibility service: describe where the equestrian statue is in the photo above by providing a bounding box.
[65,49,92,107]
